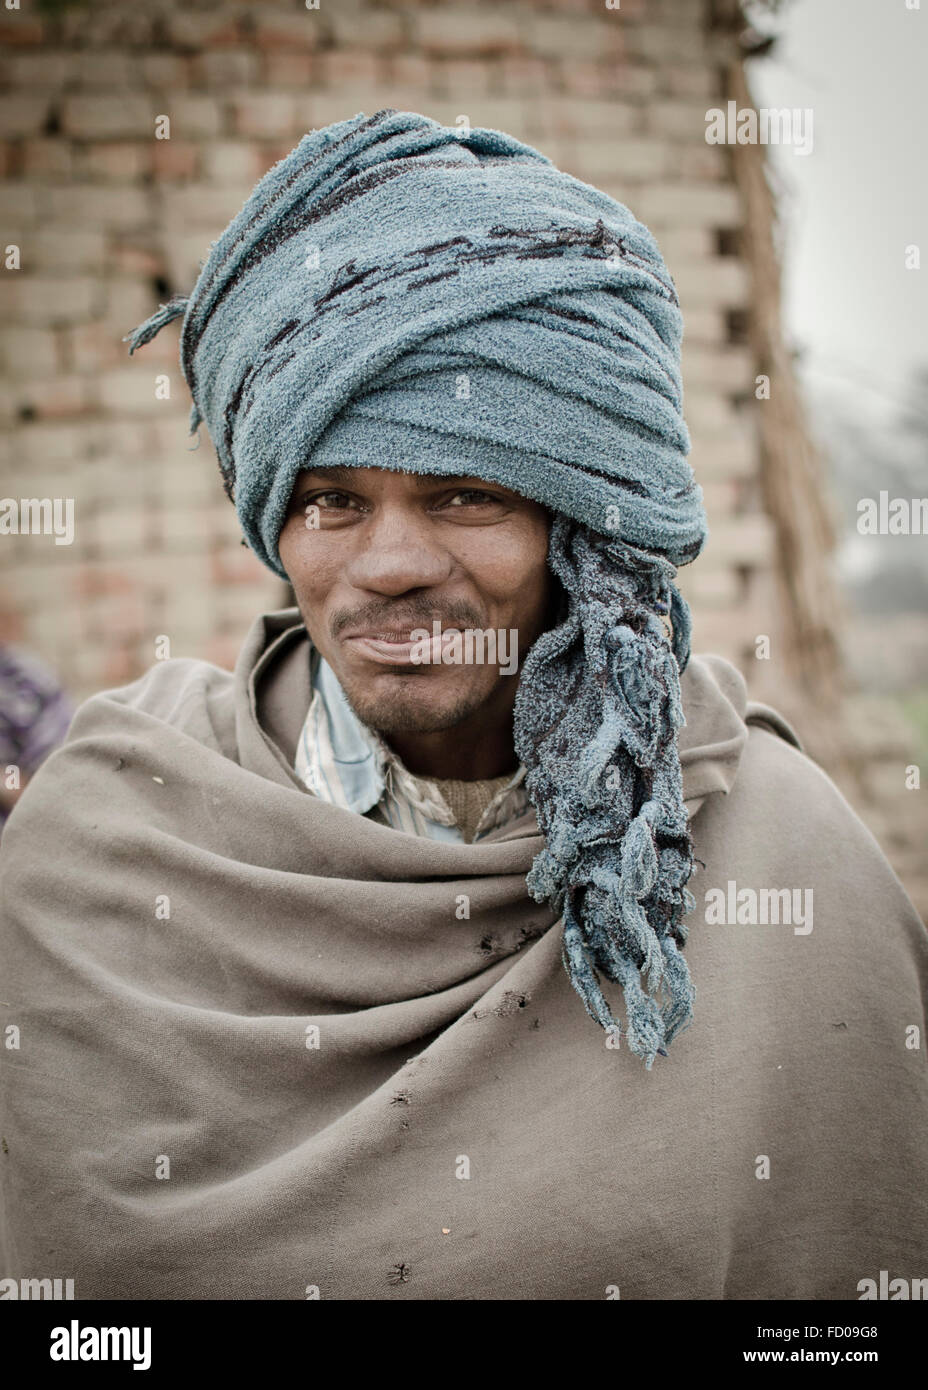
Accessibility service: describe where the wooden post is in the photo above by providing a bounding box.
[708,0,845,707]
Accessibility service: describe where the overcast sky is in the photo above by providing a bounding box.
[748,0,927,426]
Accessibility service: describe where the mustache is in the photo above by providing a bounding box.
[331,601,485,639]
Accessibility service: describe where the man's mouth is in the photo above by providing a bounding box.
[342,625,463,667]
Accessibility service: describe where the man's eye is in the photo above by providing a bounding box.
[446,489,498,506]
[303,491,353,509]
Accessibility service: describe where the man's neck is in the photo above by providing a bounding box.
[379,680,521,781]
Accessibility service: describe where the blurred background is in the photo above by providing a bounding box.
[0,0,925,913]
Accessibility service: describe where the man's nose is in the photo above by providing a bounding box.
[342,507,453,594]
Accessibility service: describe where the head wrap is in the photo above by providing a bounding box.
[127,108,708,1067]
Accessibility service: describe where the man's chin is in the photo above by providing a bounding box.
[339,672,491,735]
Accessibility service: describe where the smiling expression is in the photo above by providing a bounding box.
[277,465,558,740]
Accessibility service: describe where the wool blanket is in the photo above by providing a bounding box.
[1,610,926,1300]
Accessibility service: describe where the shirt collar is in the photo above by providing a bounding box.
[294,648,528,832]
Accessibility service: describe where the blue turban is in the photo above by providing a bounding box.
[128,108,709,1067]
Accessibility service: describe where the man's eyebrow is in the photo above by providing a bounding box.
[297,466,498,489]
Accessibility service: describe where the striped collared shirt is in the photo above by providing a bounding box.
[294,649,529,841]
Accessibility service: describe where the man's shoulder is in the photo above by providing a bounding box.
[69,655,236,753]
[0,654,241,869]
[723,714,924,928]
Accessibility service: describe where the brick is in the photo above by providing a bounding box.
[697,480,741,523]
[138,54,192,90]
[0,182,39,222]
[623,24,706,65]
[12,374,97,420]
[14,563,75,609]
[463,97,530,139]
[261,53,318,88]
[671,281,735,345]
[162,96,223,139]
[71,563,135,600]
[72,50,136,88]
[655,227,715,262]
[0,13,44,47]
[215,588,274,634]
[15,421,85,465]
[547,96,638,138]
[328,8,404,49]
[688,610,775,664]
[705,514,776,567]
[77,142,152,181]
[157,506,221,551]
[661,64,719,100]
[415,10,525,58]
[648,0,706,25]
[499,56,550,97]
[190,49,260,88]
[386,54,433,89]
[682,344,754,392]
[668,142,728,181]
[574,138,672,183]
[0,96,53,138]
[564,62,656,102]
[201,141,262,184]
[60,96,158,140]
[106,277,170,336]
[525,15,624,61]
[74,317,153,375]
[646,99,717,143]
[688,436,756,482]
[319,89,425,125]
[88,510,152,561]
[42,185,153,229]
[158,185,253,231]
[230,92,298,139]
[261,125,312,162]
[165,12,244,49]
[672,257,750,308]
[162,234,217,292]
[151,141,199,181]
[211,543,273,586]
[323,50,385,85]
[253,7,329,49]
[202,634,245,672]
[99,367,185,416]
[3,51,71,87]
[155,455,225,507]
[80,455,155,506]
[633,181,742,228]
[545,0,606,11]
[0,326,59,375]
[5,276,100,327]
[21,139,73,178]
[685,392,743,438]
[678,566,740,608]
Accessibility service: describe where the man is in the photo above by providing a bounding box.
[1,110,925,1301]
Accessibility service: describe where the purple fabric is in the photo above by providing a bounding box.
[0,645,75,833]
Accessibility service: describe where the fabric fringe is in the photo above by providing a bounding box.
[123,296,203,438]
[123,296,188,354]
[513,514,697,1068]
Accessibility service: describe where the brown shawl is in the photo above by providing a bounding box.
[1,610,925,1299]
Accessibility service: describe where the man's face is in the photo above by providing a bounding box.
[277,466,557,736]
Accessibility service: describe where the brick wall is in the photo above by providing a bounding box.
[0,0,772,686]
[1,0,924,913]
